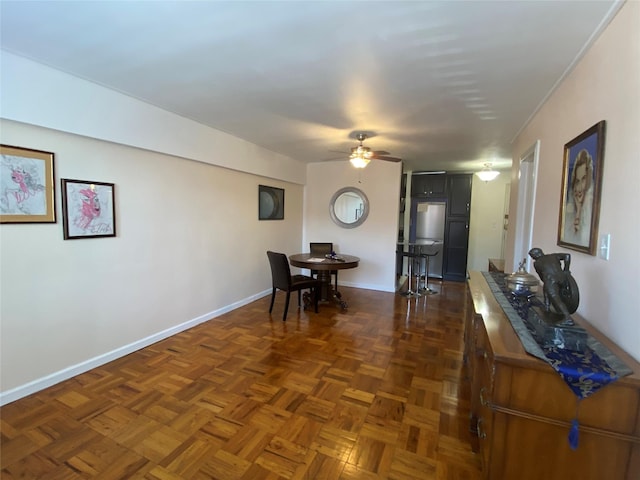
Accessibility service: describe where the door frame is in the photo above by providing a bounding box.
[513,140,540,272]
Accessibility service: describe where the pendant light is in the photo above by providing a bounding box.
[476,163,500,182]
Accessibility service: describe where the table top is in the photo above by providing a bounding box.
[397,240,440,256]
[398,239,440,246]
[289,253,360,270]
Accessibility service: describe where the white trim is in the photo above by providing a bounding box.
[513,141,540,272]
[0,290,271,406]
[339,281,395,293]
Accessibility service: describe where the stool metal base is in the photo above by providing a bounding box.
[416,274,438,295]
[402,290,422,298]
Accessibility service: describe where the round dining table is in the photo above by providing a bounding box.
[289,253,360,309]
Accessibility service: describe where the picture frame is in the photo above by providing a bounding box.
[0,144,56,223]
[557,120,606,255]
[61,179,116,239]
[259,185,284,220]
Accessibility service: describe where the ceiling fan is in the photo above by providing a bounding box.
[330,133,401,168]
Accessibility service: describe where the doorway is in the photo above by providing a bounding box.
[513,140,539,272]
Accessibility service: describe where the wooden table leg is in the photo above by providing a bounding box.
[317,271,348,309]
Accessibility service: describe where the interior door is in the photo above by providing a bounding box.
[513,141,539,272]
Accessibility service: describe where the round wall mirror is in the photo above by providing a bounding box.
[329,187,369,228]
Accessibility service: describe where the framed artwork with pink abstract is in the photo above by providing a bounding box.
[61,179,116,239]
[0,144,56,223]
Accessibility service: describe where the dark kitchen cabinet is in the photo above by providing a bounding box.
[447,174,472,217]
[411,172,446,198]
[443,174,472,281]
[397,173,407,275]
[407,172,472,282]
[443,218,469,281]
[399,173,407,241]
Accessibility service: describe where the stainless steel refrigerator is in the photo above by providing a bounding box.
[412,201,445,278]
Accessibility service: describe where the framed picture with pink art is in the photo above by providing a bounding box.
[557,121,606,255]
[61,179,116,239]
[0,144,56,223]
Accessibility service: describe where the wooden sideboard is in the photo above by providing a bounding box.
[465,271,640,480]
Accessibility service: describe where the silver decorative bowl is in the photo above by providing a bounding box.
[506,264,539,297]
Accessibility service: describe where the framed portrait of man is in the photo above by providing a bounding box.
[557,121,606,255]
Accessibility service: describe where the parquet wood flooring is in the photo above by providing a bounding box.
[1,281,482,479]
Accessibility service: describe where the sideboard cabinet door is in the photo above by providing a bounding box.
[465,272,640,480]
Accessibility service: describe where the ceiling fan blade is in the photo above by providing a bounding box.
[372,154,402,162]
[372,150,390,156]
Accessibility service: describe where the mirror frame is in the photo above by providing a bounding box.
[329,187,369,229]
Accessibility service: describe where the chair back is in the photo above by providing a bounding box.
[310,242,333,255]
[267,251,292,290]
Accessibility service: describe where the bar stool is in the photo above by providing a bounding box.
[401,246,422,297]
[414,252,425,292]
[418,245,438,295]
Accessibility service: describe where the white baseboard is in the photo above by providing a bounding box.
[0,289,271,406]
[340,281,395,293]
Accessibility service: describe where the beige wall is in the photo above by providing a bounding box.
[0,51,403,404]
[303,161,402,292]
[507,1,640,361]
[468,170,511,272]
[0,120,305,403]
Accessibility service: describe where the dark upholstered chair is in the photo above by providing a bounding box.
[267,251,321,321]
[310,242,338,291]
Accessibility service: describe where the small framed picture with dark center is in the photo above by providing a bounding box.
[259,185,284,220]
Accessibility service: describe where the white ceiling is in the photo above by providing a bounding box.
[0,1,621,172]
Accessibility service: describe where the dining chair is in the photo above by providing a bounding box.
[266,251,322,321]
[309,242,339,291]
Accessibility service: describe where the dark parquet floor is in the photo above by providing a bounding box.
[1,280,482,479]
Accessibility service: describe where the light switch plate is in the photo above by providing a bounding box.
[599,233,610,260]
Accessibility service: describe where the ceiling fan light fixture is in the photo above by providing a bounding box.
[350,155,371,168]
[346,132,399,167]
[476,163,500,182]
[351,145,372,157]
[349,138,372,168]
